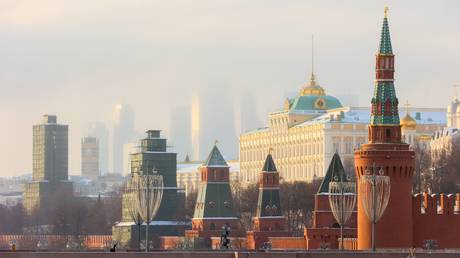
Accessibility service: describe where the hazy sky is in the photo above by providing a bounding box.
[1,0,459,177]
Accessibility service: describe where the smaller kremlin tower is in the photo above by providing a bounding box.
[246,152,289,250]
[304,153,357,249]
[185,143,242,245]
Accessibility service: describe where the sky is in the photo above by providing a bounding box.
[0,0,459,177]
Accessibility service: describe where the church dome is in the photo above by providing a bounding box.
[400,113,417,130]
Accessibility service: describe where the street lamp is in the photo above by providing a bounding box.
[133,161,163,252]
[125,176,144,251]
[328,171,356,250]
[359,163,390,251]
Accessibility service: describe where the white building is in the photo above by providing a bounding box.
[431,97,460,164]
[176,161,239,196]
[239,74,446,184]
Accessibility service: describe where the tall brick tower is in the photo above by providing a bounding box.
[247,153,289,250]
[354,7,415,249]
[185,144,242,244]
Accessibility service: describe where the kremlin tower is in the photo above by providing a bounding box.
[354,8,415,249]
[185,143,243,246]
[246,152,289,250]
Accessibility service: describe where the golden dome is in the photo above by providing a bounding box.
[299,73,326,96]
[400,113,416,130]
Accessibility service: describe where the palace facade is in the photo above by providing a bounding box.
[240,98,445,184]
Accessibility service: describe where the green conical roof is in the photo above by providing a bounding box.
[262,154,277,172]
[317,152,348,194]
[193,183,237,218]
[379,15,393,54]
[203,144,228,167]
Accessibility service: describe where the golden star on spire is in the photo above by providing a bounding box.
[384,6,389,18]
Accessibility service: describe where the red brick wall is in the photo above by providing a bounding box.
[269,237,306,250]
[0,235,111,250]
[412,193,460,248]
[304,228,356,249]
[313,195,356,228]
[0,251,460,258]
[355,143,414,249]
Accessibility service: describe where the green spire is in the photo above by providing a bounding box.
[317,152,349,194]
[379,7,393,54]
[262,153,277,172]
[256,154,282,218]
[203,144,228,167]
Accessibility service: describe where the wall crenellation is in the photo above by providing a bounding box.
[413,193,460,216]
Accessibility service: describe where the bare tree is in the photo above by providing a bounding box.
[185,190,198,219]
[281,179,322,235]
[0,203,24,234]
[231,181,258,231]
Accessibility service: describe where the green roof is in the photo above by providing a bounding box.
[193,183,237,218]
[317,152,349,194]
[290,95,342,112]
[256,189,282,217]
[379,17,393,54]
[262,154,277,172]
[203,145,228,167]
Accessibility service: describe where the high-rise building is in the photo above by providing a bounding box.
[112,104,135,174]
[81,136,99,180]
[170,105,192,161]
[23,115,73,216]
[191,94,200,161]
[88,122,109,175]
[32,115,68,181]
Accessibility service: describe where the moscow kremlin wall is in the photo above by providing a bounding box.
[285,8,460,251]
[169,8,460,251]
[352,8,460,250]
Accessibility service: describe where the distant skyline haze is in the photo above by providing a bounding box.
[1,1,459,176]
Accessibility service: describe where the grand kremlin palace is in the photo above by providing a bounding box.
[239,74,445,184]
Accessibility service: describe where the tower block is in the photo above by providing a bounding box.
[247,153,290,250]
[185,144,243,245]
[354,8,415,249]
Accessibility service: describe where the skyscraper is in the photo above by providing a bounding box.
[32,115,68,181]
[191,94,200,161]
[24,115,73,215]
[88,122,109,175]
[112,104,135,174]
[81,136,99,180]
[170,105,192,161]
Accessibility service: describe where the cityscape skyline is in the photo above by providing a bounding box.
[1,1,460,177]
[2,2,460,254]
